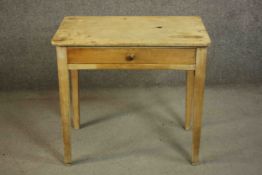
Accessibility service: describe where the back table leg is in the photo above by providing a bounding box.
[185,70,195,130]
[192,48,207,165]
[71,70,80,129]
[56,47,72,164]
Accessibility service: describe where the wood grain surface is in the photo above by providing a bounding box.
[52,16,211,47]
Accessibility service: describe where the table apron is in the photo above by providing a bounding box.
[67,63,195,70]
[66,47,196,70]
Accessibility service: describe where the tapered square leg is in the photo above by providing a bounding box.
[56,47,72,164]
[71,70,80,129]
[185,70,195,130]
[192,48,207,165]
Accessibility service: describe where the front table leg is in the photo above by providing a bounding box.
[192,48,207,165]
[56,47,72,164]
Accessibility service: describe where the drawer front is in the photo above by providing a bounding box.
[67,48,196,64]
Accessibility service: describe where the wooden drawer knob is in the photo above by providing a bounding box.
[126,54,135,61]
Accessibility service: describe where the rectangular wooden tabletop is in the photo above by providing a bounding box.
[51,16,211,47]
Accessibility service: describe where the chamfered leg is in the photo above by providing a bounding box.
[192,48,207,165]
[71,70,80,129]
[56,47,72,164]
[185,70,195,130]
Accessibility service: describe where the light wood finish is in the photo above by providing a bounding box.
[192,48,207,165]
[68,63,195,70]
[53,16,211,165]
[71,70,80,129]
[67,47,196,64]
[51,16,210,47]
[185,70,195,130]
[56,47,72,164]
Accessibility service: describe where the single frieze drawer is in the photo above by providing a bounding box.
[67,47,196,64]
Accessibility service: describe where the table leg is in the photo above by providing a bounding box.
[185,70,194,130]
[56,47,72,164]
[71,70,80,129]
[192,48,207,165]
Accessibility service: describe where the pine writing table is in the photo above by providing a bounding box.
[51,16,211,165]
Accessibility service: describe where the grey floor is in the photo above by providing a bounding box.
[0,84,262,175]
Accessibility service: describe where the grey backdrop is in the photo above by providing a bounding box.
[0,0,261,90]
